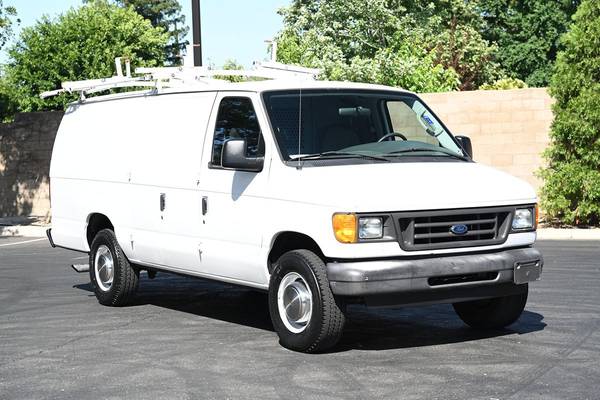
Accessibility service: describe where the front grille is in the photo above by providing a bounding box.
[395,207,513,251]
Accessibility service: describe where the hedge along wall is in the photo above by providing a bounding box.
[0,112,64,219]
[422,88,554,192]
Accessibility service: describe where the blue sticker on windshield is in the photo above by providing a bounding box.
[422,115,434,126]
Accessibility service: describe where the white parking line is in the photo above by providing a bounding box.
[0,238,47,247]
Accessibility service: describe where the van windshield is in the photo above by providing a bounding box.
[262,89,467,164]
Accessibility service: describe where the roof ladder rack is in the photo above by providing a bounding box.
[40,57,322,100]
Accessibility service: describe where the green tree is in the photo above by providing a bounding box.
[397,0,502,90]
[539,0,600,225]
[276,0,499,91]
[117,0,189,65]
[0,74,17,122]
[3,1,168,114]
[480,77,528,90]
[479,0,581,87]
[216,59,245,83]
[0,0,18,50]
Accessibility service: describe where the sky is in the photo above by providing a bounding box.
[3,0,291,67]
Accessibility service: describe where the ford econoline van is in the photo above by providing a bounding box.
[45,63,543,352]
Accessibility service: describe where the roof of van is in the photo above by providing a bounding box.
[218,79,413,93]
[73,79,415,105]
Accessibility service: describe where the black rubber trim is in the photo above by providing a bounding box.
[46,229,56,248]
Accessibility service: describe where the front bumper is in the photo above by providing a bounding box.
[327,247,543,305]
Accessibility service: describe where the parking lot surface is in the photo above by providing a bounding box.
[1,238,599,399]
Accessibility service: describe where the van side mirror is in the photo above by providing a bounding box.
[222,139,264,172]
[455,135,473,159]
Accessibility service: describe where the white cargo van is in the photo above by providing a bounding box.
[45,62,543,352]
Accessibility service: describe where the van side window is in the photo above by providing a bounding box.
[211,97,263,167]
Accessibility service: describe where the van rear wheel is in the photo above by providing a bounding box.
[268,250,345,353]
[89,229,139,306]
[452,285,528,329]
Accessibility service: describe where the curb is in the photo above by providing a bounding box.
[0,225,49,238]
[537,228,600,241]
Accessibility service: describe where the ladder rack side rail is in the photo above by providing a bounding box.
[61,76,152,92]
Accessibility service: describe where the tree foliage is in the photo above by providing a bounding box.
[116,0,189,66]
[480,77,528,90]
[400,0,502,90]
[479,0,581,87]
[2,1,168,114]
[539,0,600,225]
[0,0,18,51]
[217,59,245,82]
[0,75,17,122]
[276,0,502,91]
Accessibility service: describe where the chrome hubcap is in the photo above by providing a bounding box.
[277,272,313,333]
[94,245,114,291]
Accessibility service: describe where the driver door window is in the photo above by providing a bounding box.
[211,97,264,167]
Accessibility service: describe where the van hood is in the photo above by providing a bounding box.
[273,162,537,211]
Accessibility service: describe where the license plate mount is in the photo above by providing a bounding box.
[514,261,542,284]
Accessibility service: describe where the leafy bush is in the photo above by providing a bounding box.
[480,78,528,90]
[539,0,600,225]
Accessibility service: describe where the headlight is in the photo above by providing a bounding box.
[358,217,383,239]
[332,214,386,243]
[512,208,535,230]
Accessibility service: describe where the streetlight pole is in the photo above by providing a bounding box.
[191,0,203,67]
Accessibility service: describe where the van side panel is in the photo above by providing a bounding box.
[126,92,217,267]
[49,92,217,255]
[50,99,135,251]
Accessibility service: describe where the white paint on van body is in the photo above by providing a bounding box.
[49,81,537,290]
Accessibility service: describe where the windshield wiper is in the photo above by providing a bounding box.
[294,151,390,162]
[383,148,470,162]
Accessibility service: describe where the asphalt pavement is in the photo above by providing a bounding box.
[1,238,599,400]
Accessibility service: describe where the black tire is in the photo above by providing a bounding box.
[268,249,345,353]
[453,285,528,329]
[89,229,139,306]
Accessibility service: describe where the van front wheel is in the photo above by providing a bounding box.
[89,229,139,306]
[268,250,345,353]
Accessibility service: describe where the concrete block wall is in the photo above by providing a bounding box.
[0,112,64,219]
[421,88,554,191]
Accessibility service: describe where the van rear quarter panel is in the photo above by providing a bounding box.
[50,91,217,253]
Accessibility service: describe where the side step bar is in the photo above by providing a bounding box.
[72,264,90,273]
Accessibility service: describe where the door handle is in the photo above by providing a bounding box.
[160,193,166,212]
[202,196,208,216]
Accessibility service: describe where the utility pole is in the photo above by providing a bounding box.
[191,0,203,67]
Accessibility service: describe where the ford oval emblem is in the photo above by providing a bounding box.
[450,224,469,235]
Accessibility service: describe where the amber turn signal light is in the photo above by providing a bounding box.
[332,213,357,243]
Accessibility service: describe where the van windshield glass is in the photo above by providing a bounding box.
[262,89,466,163]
